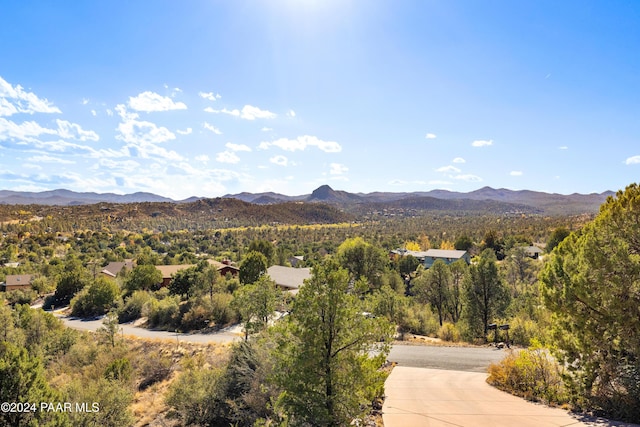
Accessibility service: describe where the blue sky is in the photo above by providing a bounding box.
[1,1,639,200]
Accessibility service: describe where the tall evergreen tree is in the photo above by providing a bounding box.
[540,184,640,421]
[275,260,393,426]
[463,249,510,339]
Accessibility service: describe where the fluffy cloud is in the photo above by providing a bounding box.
[206,105,276,120]
[510,171,523,176]
[472,139,493,147]
[226,142,251,152]
[436,165,461,173]
[117,119,176,145]
[453,174,483,182]
[199,92,221,101]
[261,127,273,132]
[128,91,187,112]
[114,104,182,162]
[0,76,61,116]
[216,151,240,164]
[270,155,288,166]
[204,122,222,135]
[27,155,75,164]
[625,155,640,165]
[176,128,193,135]
[425,133,437,139]
[258,135,342,153]
[195,154,210,162]
[0,118,98,143]
[329,163,348,175]
[55,119,99,141]
[452,157,466,163]
[287,109,296,117]
[0,118,57,141]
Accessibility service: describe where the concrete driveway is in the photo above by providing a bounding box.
[383,366,638,427]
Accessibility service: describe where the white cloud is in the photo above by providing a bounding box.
[0,76,62,116]
[206,105,276,120]
[510,171,523,176]
[472,139,493,147]
[82,98,89,105]
[0,118,57,140]
[270,155,288,166]
[240,105,276,120]
[261,127,273,132]
[287,109,296,117]
[259,135,342,153]
[558,146,568,150]
[625,155,640,165]
[195,154,209,162]
[91,110,97,117]
[204,122,222,135]
[177,128,193,135]
[27,155,75,164]
[106,109,114,117]
[436,165,461,173]
[94,158,141,172]
[453,174,483,182]
[55,119,99,141]
[452,157,466,164]
[128,91,187,112]
[425,133,437,139]
[216,151,240,164]
[226,142,251,152]
[329,163,348,175]
[117,118,176,145]
[199,92,221,101]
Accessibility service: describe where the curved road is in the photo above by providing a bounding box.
[57,314,637,427]
[59,315,241,344]
[384,345,638,427]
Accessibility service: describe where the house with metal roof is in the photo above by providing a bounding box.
[266,265,312,295]
[423,249,471,268]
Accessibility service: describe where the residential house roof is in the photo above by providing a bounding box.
[101,259,135,278]
[424,249,468,259]
[155,264,195,279]
[6,274,35,287]
[266,265,312,292]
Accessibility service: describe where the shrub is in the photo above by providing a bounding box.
[398,303,439,337]
[143,295,180,329]
[437,322,460,342]
[487,340,567,405]
[118,290,152,323]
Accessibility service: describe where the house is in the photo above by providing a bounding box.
[389,249,430,263]
[155,264,194,288]
[266,265,312,295]
[100,259,135,279]
[522,245,543,259]
[423,249,471,268]
[207,259,240,277]
[1,274,35,292]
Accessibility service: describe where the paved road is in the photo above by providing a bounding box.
[384,345,639,427]
[60,316,241,344]
[383,367,638,427]
[388,344,507,372]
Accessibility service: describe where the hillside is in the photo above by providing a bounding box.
[0,197,353,232]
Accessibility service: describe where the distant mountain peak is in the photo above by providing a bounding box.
[309,185,336,200]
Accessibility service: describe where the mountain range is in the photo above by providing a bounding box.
[0,185,615,215]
